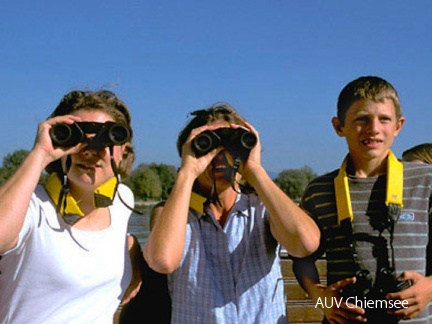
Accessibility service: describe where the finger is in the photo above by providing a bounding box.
[243,121,258,134]
[187,124,215,141]
[46,115,82,126]
[332,277,356,291]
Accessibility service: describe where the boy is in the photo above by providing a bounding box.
[293,76,432,323]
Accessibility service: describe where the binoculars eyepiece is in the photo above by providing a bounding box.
[50,122,130,150]
[192,128,257,158]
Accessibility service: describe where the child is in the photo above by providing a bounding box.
[0,90,141,323]
[144,103,320,323]
[293,76,432,323]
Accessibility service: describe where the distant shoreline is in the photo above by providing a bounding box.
[135,200,160,207]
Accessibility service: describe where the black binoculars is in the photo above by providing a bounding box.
[341,267,412,318]
[192,128,257,158]
[50,122,130,150]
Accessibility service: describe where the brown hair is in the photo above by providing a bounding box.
[177,102,248,157]
[337,76,402,125]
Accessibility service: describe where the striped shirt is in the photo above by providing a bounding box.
[300,161,432,323]
[168,193,287,324]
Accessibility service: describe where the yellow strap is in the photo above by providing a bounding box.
[94,176,118,204]
[45,173,84,216]
[45,173,118,218]
[386,151,404,207]
[334,151,403,225]
[189,191,207,214]
[334,157,353,223]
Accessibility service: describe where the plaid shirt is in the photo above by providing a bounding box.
[168,193,287,324]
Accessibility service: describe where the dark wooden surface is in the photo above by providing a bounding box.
[282,258,326,323]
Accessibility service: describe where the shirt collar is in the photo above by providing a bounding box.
[189,191,250,218]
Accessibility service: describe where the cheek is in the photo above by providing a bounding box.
[111,146,125,162]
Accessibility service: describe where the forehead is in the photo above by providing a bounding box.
[346,98,397,116]
[71,109,114,122]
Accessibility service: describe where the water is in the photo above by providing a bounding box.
[127,205,153,247]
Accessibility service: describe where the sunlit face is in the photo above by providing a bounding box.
[333,98,405,166]
[65,109,125,193]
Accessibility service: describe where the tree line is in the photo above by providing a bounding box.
[0,149,317,202]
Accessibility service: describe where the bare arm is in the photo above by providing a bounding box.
[143,169,196,274]
[0,115,82,254]
[241,122,320,257]
[121,233,143,305]
[143,125,220,274]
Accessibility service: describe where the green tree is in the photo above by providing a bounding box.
[0,149,29,185]
[148,163,176,200]
[128,163,162,201]
[274,165,317,201]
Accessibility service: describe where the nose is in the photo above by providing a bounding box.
[79,145,108,159]
[79,146,98,158]
[366,118,380,135]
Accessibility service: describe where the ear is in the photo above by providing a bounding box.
[332,117,344,137]
[393,116,406,137]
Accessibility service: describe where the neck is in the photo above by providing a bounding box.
[207,189,237,226]
[69,186,95,215]
[349,153,389,178]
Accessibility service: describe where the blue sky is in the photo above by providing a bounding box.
[1,1,431,175]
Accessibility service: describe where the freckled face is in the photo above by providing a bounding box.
[334,99,404,165]
[65,109,125,192]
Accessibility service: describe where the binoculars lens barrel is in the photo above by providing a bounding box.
[108,124,131,145]
[193,132,219,154]
[50,123,83,147]
[241,132,257,149]
[50,122,130,148]
[192,128,257,157]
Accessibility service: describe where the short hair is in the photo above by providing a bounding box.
[402,143,432,164]
[176,102,248,157]
[45,90,135,178]
[337,76,402,125]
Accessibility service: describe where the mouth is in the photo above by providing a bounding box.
[76,163,100,171]
[213,159,228,168]
[361,138,383,146]
[211,152,232,172]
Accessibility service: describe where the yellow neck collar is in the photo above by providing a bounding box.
[189,191,207,214]
[44,173,118,225]
[334,151,403,224]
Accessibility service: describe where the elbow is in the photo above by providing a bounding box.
[287,232,321,258]
[151,260,179,275]
[143,248,180,274]
[299,223,321,257]
[300,232,321,257]
[304,237,321,257]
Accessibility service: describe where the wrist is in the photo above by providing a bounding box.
[176,167,199,188]
[242,164,266,186]
[27,148,54,173]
